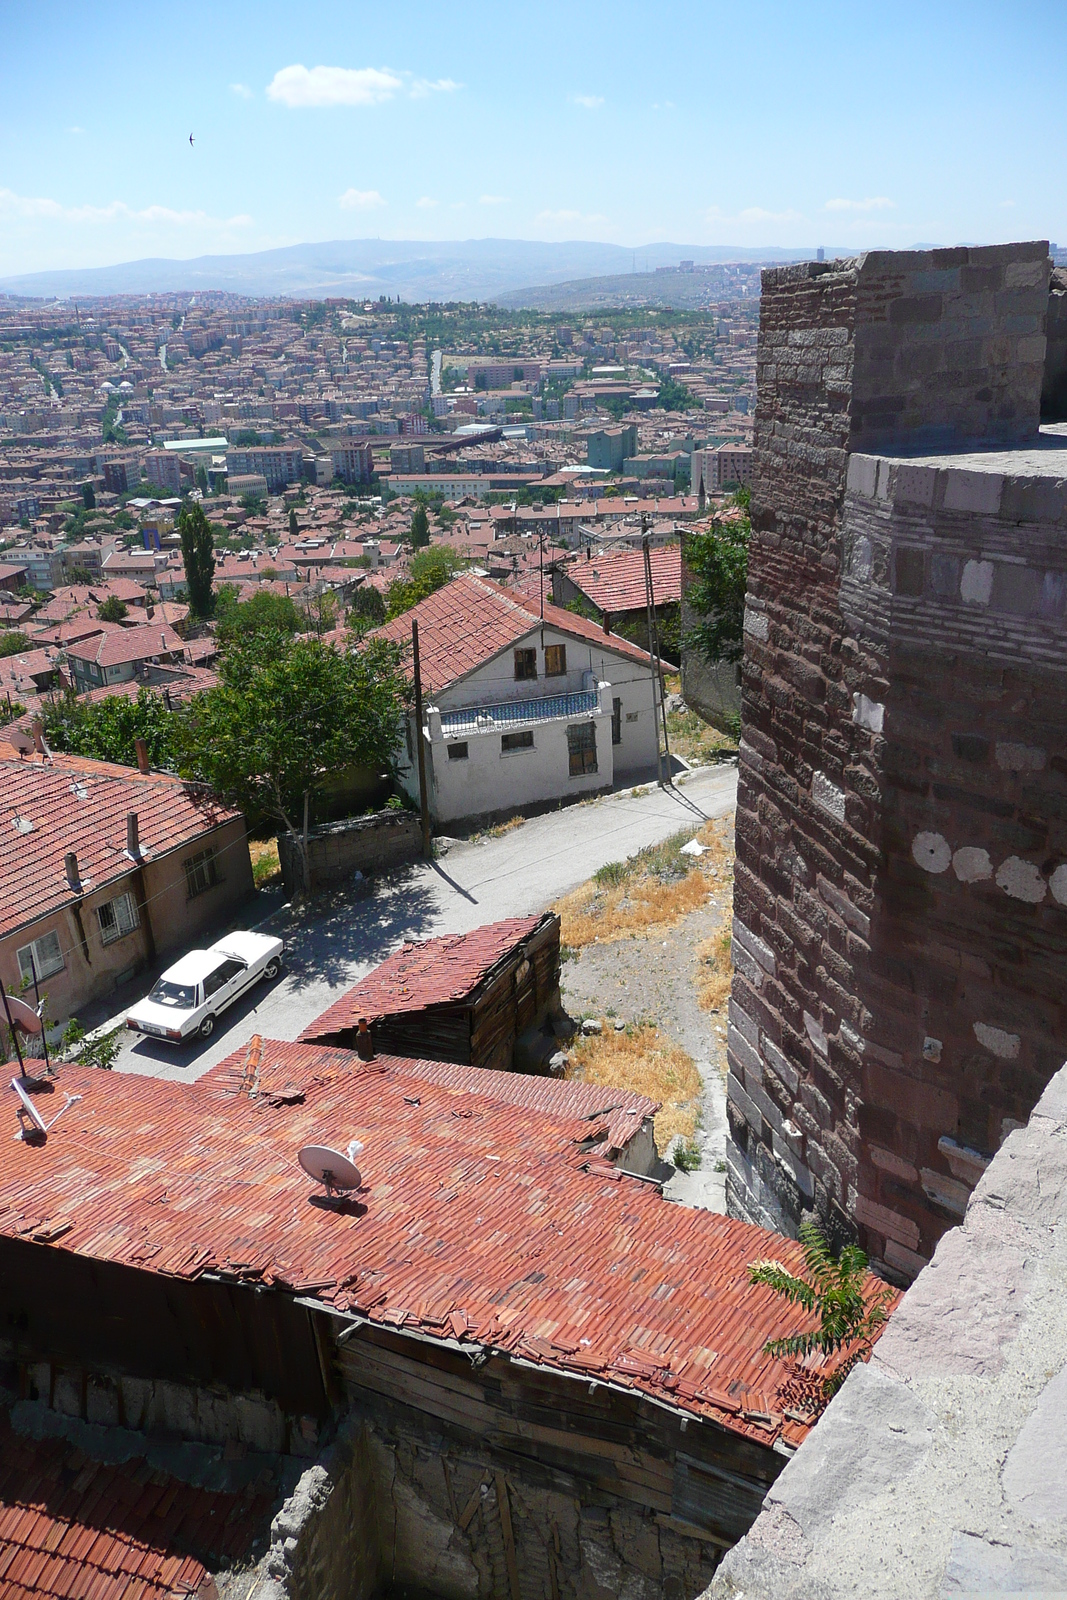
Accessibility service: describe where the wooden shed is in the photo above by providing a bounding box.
[298,912,563,1072]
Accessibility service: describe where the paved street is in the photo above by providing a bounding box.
[106,763,737,1082]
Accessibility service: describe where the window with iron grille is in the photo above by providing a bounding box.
[567,721,598,777]
[97,890,140,946]
[612,697,622,745]
[184,848,220,899]
[544,643,567,678]
[447,741,469,761]
[513,647,537,681]
[501,730,534,753]
[17,929,64,983]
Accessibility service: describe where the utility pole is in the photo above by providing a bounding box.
[411,618,432,858]
[642,522,672,787]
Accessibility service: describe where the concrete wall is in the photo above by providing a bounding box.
[277,810,422,897]
[726,243,1067,1282]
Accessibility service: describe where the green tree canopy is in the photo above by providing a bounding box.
[410,498,430,548]
[42,687,181,770]
[385,547,465,620]
[97,596,128,622]
[82,483,95,509]
[178,499,216,618]
[289,507,300,538]
[0,632,29,659]
[214,585,302,645]
[683,502,750,666]
[348,584,386,634]
[655,376,697,412]
[180,633,411,871]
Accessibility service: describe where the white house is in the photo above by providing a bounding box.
[376,574,662,827]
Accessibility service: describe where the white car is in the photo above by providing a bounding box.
[126,932,284,1043]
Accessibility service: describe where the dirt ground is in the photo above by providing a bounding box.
[558,826,734,1213]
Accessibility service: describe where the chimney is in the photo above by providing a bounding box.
[65,851,81,890]
[602,613,611,635]
[355,1017,375,1061]
[134,737,150,774]
[31,721,46,755]
[127,811,140,857]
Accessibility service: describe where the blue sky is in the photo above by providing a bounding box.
[1,0,1064,275]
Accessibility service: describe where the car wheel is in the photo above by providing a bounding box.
[264,958,281,980]
[198,1015,215,1039]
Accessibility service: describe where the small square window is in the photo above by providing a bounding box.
[514,648,537,681]
[544,644,567,678]
[184,848,220,899]
[501,730,534,753]
[447,741,469,761]
[97,891,139,946]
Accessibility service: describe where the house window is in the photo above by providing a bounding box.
[17,929,64,983]
[447,741,469,761]
[514,648,537,681]
[567,721,598,777]
[612,697,622,745]
[544,644,567,678]
[184,848,220,899]
[97,891,139,946]
[501,730,534,754]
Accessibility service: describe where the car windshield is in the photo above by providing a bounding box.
[148,979,197,1009]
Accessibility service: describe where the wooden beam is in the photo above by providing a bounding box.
[495,1472,522,1600]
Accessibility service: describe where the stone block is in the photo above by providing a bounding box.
[920,1167,970,1217]
[854,1193,921,1250]
[772,1133,815,1198]
[762,1035,800,1096]
[845,454,879,497]
[728,996,760,1048]
[727,1072,761,1134]
[728,1022,763,1080]
[811,771,846,822]
[733,915,778,976]
[883,1237,930,1278]
[942,468,1003,514]
[869,1144,919,1183]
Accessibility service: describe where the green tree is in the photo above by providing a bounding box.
[42,687,181,770]
[748,1220,895,1401]
[195,464,209,493]
[348,584,386,634]
[656,376,697,412]
[97,596,128,622]
[180,632,410,887]
[0,632,29,659]
[289,506,300,538]
[178,499,216,618]
[82,483,96,510]
[683,503,750,666]
[385,547,465,620]
[410,498,430,548]
[215,587,302,645]
[240,493,266,517]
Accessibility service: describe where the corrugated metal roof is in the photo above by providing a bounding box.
[373,574,653,695]
[299,915,550,1039]
[0,1408,272,1600]
[0,1045,894,1450]
[0,753,240,941]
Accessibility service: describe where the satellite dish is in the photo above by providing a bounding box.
[10,1076,81,1141]
[9,729,34,755]
[299,1140,363,1197]
[5,995,43,1035]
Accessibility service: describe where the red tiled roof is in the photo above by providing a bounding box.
[373,573,652,694]
[0,1408,273,1600]
[300,915,549,1037]
[65,623,184,669]
[566,544,682,614]
[0,1045,896,1451]
[0,752,240,942]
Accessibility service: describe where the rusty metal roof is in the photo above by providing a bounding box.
[299,914,552,1038]
[0,1407,273,1600]
[0,1044,896,1451]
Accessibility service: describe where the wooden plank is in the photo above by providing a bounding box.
[457,1479,484,1531]
[495,1472,522,1600]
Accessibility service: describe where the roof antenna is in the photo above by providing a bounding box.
[298,1139,364,1200]
[11,1077,82,1143]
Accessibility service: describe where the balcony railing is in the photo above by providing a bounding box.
[439,689,599,737]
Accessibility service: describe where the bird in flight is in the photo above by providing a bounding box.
[189,133,195,147]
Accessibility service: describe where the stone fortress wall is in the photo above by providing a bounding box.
[726,242,1067,1281]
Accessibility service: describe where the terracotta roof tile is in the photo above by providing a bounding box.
[566,543,681,614]
[0,1047,896,1449]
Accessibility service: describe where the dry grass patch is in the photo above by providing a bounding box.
[250,838,281,888]
[556,817,733,950]
[472,814,526,843]
[695,929,733,1014]
[567,1022,702,1155]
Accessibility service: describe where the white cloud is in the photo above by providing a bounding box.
[339,188,386,210]
[823,196,895,212]
[536,208,609,226]
[0,188,253,229]
[267,64,403,107]
[479,194,509,206]
[230,82,253,99]
[410,77,461,98]
[705,204,807,226]
[1001,198,1017,208]
[416,196,439,209]
[571,94,604,109]
[68,126,85,135]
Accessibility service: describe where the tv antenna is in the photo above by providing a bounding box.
[11,1076,82,1142]
[298,1140,364,1198]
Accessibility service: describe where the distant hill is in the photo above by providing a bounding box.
[0,237,834,304]
[493,265,772,312]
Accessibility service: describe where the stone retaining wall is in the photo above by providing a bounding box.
[278,809,422,897]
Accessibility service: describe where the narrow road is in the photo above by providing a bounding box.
[108,764,737,1083]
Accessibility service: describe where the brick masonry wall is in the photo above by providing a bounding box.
[727,244,1064,1282]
